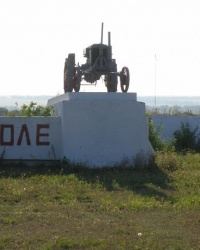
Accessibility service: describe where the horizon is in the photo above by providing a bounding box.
[1,95,200,109]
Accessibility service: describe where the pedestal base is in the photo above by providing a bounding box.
[48,93,153,167]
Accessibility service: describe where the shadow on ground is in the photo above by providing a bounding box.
[0,159,174,202]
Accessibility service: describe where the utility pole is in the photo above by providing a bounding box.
[155,54,157,108]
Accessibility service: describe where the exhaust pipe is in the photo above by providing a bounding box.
[101,23,104,44]
[108,31,111,46]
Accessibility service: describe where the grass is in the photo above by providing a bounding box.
[0,152,200,249]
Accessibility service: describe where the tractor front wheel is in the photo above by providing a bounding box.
[120,67,130,92]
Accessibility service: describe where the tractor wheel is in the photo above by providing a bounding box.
[64,54,75,93]
[105,74,117,92]
[120,67,130,92]
[73,73,81,92]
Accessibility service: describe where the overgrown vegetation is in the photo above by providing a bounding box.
[173,122,200,153]
[148,116,200,153]
[148,115,166,151]
[0,152,199,249]
[1,102,53,116]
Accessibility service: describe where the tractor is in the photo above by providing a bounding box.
[64,23,130,93]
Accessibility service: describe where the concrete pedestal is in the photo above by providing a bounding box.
[48,93,153,167]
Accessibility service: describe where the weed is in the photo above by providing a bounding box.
[156,150,181,171]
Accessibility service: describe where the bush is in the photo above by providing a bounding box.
[173,122,200,153]
[148,116,166,151]
[7,102,53,117]
[156,150,180,171]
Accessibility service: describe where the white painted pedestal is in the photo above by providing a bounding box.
[48,93,153,167]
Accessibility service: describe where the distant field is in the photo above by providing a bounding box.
[0,151,199,249]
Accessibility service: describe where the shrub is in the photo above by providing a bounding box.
[148,116,166,151]
[173,122,200,153]
[156,150,180,171]
[7,102,53,117]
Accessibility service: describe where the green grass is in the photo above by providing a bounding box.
[0,152,200,249]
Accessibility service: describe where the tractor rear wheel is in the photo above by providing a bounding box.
[64,54,75,93]
[120,67,130,92]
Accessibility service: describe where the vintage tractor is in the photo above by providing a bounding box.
[64,23,130,93]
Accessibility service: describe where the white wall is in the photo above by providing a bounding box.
[0,117,61,160]
[152,115,200,141]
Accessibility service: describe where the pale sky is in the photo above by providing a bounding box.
[0,0,200,96]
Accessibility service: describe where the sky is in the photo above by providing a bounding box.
[0,0,200,96]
